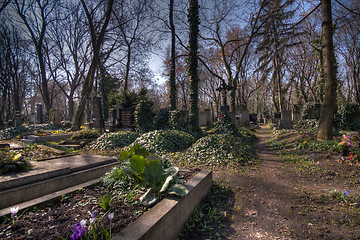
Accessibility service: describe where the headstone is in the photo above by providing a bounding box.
[235,105,249,127]
[199,109,213,127]
[50,109,62,126]
[92,96,105,133]
[280,110,292,129]
[14,111,22,127]
[112,104,134,131]
[249,114,258,125]
[36,103,43,124]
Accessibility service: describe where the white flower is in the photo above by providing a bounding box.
[108,213,114,222]
[80,219,87,227]
[10,206,19,217]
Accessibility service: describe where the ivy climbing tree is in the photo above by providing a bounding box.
[187,0,200,132]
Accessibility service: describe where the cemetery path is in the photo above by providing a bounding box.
[218,125,298,239]
[215,125,330,240]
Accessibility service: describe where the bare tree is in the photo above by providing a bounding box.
[71,0,114,130]
[13,0,57,115]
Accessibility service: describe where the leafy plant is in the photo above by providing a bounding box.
[119,145,188,206]
[98,192,112,211]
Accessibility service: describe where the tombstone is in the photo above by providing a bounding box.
[234,105,249,127]
[249,114,258,125]
[199,109,213,127]
[36,103,43,124]
[112,104,134,131]
[14,111,22,127]
[92,96,105,133]
[50,109,62,126]
[280,110,292,129]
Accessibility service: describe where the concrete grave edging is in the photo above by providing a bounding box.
[112,169,213,240]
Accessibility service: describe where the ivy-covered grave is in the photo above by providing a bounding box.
[0,145,198,239]
[171,114,257,170]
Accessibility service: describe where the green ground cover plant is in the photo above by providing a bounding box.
[86,131,139,151]
[131,130,194,154]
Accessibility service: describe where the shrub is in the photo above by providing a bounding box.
[87,131,139,150]
[338,103,360,131]
[134,100,155,133]
[131,130,194,154]
[155,108,170,130]
[169,110,188,130]
[301,102,322,120]
[71,129,100,140]
[293,119,319,134]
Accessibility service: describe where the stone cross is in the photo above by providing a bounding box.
[216,79,232,114]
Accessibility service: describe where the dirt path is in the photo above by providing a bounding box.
[215,125,294,239]
[215,125,358,240]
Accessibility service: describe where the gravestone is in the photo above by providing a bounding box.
[36,103,43,124]
[199,109,213,127]
[92,96,105,133]
[249,114,258,125]
[112,104,134,131]
[235,105,249,127]
[280,110,292,129]
[50,109,62,126]
[14,111,22,127]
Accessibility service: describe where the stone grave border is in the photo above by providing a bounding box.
[112,169,213,240]
[0,169,212,240]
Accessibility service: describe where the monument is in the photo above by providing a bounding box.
[36,103,43,124]
[92,96,105,133]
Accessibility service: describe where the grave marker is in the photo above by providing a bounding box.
[92,96,105,133]
[36,103,43,124]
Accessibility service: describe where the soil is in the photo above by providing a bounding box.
[213,126,360,239]
[0,169,197,239]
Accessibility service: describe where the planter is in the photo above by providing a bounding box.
[112,169,212,240]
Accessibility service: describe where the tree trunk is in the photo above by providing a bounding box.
[124,46,131,92]
[169,0,177,110]
[188,0,200,132]
[317,0,337,140]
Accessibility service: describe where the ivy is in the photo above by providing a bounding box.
[134,100,156,133]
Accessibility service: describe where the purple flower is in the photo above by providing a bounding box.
[70,221,88,240]
[343,190,349,197]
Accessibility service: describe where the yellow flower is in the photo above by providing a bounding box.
[303,141,308,144]
[13,153,22,161]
